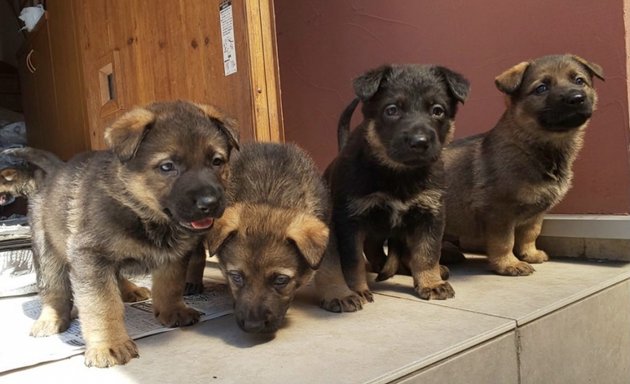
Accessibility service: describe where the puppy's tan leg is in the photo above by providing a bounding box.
[485,219,535,276]
[514,214,549,264]
[152,258,200,327]
[316,237,364,313]
[118,277,151,303]
[72,264,137,368]
[376,237,403,282]
[406,233,454,300]
[376,248,400,282]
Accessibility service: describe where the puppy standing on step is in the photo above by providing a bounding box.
[206,142,362,334]
[443,54,604,275]
[326,64,469,300]
[20,101,238,367]
[2,147,152,303]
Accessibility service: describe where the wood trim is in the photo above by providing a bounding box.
[244,0,284,142]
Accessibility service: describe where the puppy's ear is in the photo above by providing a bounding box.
[104,108,156,162]
[436,66,470,104]
[353,65,391,101]
[0,168,17,181]
[495,61,530,95]
[205,205,242,255]
[571,55,605,81]
[286,213,329,270]
[194,104,240,151]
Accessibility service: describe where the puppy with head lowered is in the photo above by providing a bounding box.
[326,64,469,300]
[443,54,604,275]
[21,101,238,367]
[207,142,362,334]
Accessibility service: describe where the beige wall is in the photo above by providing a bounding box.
[275,0,630,215]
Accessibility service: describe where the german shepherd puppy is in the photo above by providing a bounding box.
[2,147,152,303]
[443,54,604,275]
[206,142,362,334]
[326,64,469,300]
[24,101,239,367]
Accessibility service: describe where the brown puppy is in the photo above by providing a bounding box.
[206,142,362,334]
[443,54,604,275]
[1,147,151,303]
[326,64,469,300]
[25,100,238,367]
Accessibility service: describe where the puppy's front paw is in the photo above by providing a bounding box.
[155,305,200,327]
[415,281,455,300]
[520,250,549,264]
[320,293,364,313]
[494,260,535,276]
[84,339,138,368]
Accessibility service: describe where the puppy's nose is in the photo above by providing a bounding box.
[565,92,586,105]
[196,195,218,214]
[408,134,430,149]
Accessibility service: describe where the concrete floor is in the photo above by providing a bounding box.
[2,256,630,384]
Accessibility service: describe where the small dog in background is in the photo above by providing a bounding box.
[206,142,362,334]
[0,147,62,203]
[443,54,604,275]
[326,64,469,300]
[19,101,238,367]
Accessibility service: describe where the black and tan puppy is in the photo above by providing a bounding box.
[443,54,604,275]
[25,101,238,367]
[326,64,469,300]
[206,142,362,334]
[2,147,152,303]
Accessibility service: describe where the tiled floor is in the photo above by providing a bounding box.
[3,256,630,384]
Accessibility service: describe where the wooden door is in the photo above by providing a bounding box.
[73,0,283,149]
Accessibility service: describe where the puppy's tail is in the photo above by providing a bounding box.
[337,97,360,152]
[2,147,64,175]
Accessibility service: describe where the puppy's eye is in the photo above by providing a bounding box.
[228,271,244,287]
[574,77,586,86]
[534,84,549,95]
[272,274,291,289]
[431,104,445,118]
[211,155,225,167]
[158,161,176,173]
[384,104,400,118]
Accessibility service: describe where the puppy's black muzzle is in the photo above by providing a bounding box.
[390,125,441,166]
[539,88,593,131]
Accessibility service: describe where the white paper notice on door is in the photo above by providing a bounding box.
[220,0,237,76]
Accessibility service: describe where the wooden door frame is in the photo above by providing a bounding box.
[244,0,284,142]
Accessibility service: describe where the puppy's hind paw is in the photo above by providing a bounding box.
[520,250,549,264]
[121,286,151,303]
[155,305,201,327]
[494,260,535,276]
[415,281,455,300]
[320,292,364,313]
[30,315,71,337]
